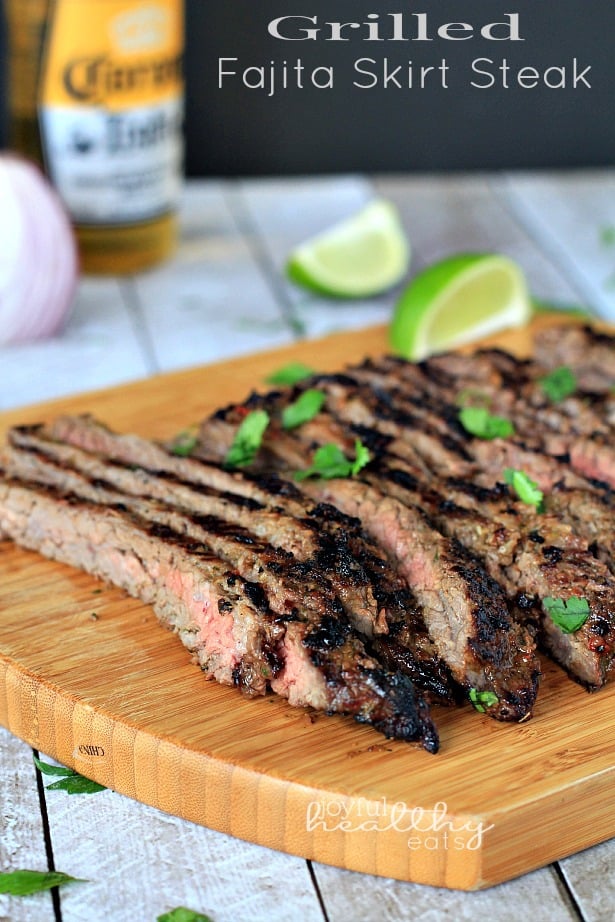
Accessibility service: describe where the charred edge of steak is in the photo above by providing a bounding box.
[301,477,539,722]
[295,609,439,751]
[444,538,542,721]
[370,636,464,706]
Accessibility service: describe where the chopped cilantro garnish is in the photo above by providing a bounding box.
[169,425,199,457]
[539,366,577,403]
[503,468,545,512]
[469,689,499,713]
[543,596,590,633]
[458,406,514,440]
[294,439,371,482]
[265,362,315,386]
[282,389,326,430]
[224,410,270,469]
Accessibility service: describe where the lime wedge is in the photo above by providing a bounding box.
[389,253,532,361]
[286,200,410,298]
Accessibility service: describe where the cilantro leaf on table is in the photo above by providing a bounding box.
[157,909,213,922]
[0,869,86,896]
[34,755,106,794]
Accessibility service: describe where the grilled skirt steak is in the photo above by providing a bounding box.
[35,415,529,719]
[16,418,459,707]
[0,471,439,751]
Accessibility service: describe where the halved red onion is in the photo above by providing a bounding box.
[0,154,78,346]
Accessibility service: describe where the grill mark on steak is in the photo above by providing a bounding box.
[5,424,460,709]
[374,465,615,688]
[0,468,439,751]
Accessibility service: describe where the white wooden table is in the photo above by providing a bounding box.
[1,171,614,922]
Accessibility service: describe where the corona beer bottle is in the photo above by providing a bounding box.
[5,0,184,274]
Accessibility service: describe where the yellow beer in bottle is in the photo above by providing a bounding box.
[6,0,184,274]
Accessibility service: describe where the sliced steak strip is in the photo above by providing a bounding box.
[375,467,615,688]
[0,472,280,697]
[31,418,459,706]
[546,484,615,574]
[0,471,439,751]
[418,348,615,489]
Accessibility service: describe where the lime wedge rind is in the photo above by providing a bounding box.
[389,253,532,361]
[286,200,410,299]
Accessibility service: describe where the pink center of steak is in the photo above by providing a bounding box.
[270,623,329,710]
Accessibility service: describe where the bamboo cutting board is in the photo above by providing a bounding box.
[1,316,614,892]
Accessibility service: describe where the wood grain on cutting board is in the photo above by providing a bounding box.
[1,315,613,892]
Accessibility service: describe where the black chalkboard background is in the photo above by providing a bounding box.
[1,0,613,176]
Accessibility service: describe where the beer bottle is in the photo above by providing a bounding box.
[5,0,184,274]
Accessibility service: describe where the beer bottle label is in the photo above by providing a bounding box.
[39,0,183,225]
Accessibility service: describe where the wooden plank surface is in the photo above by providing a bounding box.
[0,316,613,894]
[495,171,615,321]
[46,789,324,922]
[0,729,56,922]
